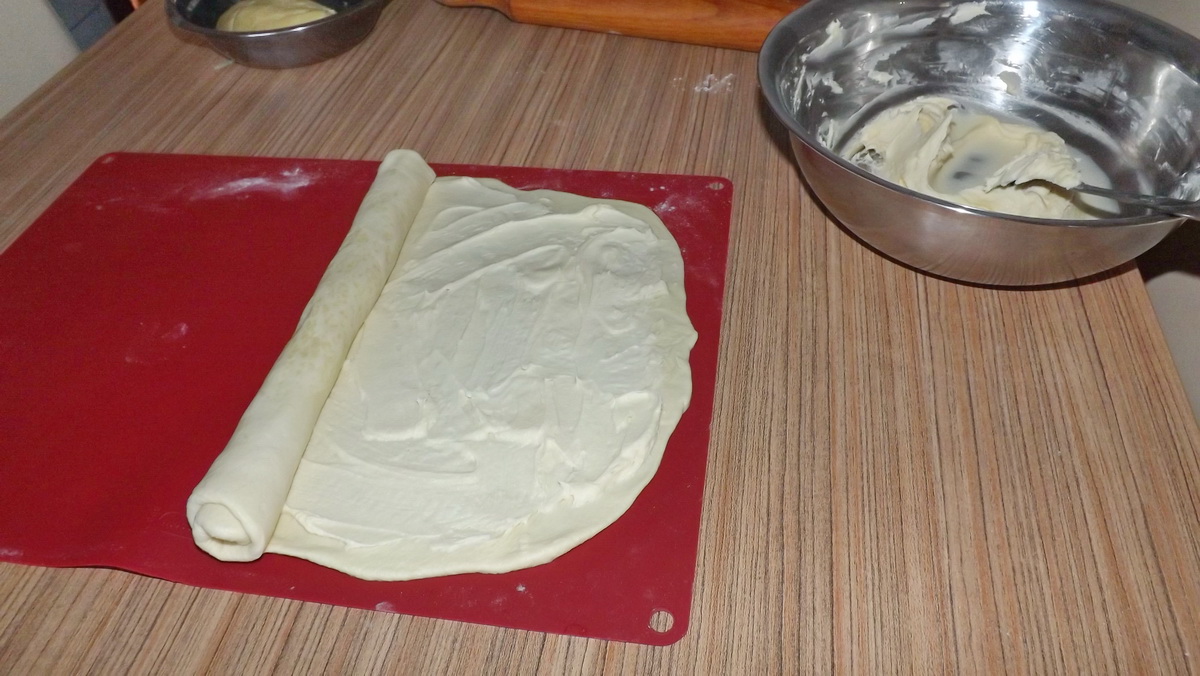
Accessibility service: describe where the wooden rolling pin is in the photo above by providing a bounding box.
[435,0,805,51]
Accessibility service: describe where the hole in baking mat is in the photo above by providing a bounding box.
[648,609,675,633]
[707,182,725,191]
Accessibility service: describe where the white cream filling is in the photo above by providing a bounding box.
[842,95,1096,219]
[266,176,697,580]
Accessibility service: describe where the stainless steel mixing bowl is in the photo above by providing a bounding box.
[168,0,390,69]
[759,0,1200,286]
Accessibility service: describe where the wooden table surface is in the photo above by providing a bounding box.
[3,0,1199,672]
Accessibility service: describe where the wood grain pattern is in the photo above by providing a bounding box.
[1,0,1199,671]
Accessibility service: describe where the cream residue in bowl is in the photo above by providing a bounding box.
[840,95,1108,219]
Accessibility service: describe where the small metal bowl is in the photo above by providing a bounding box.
[759,0,1200,286]
[167,0,390,69]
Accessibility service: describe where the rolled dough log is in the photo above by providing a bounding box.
[185,150,435,561]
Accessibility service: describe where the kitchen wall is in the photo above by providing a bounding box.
[0,0,128,117]
[0,0,81,117]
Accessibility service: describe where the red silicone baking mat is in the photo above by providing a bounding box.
[0,153,730,645]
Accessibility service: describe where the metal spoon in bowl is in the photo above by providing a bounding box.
[991,163,1198,221]
[1069,184,1200,220]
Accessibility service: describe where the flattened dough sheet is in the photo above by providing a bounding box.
[185,150,696,579]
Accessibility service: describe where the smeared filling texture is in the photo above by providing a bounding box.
[268,176,697,580]
[843,96,1092,219]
